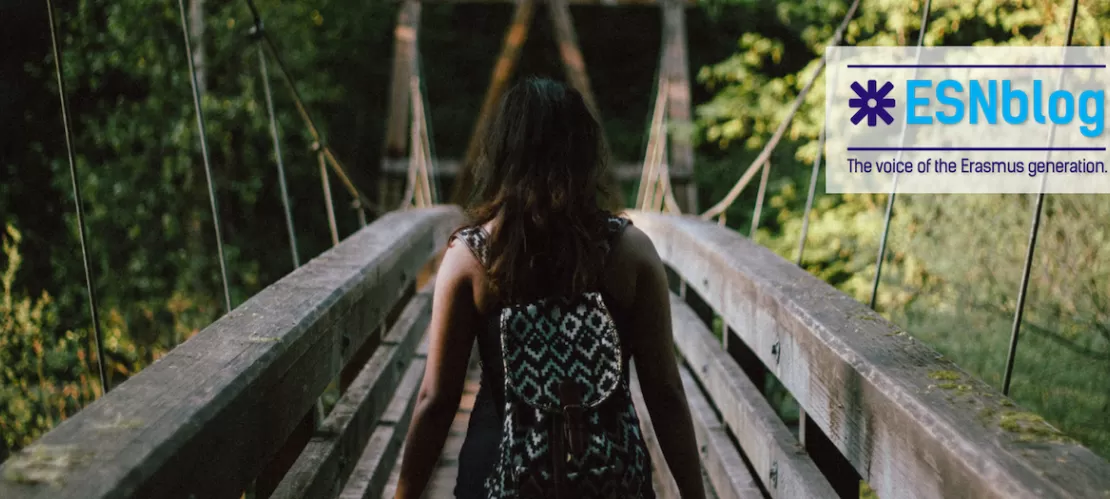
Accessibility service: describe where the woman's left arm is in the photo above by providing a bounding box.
[394,242,482,499]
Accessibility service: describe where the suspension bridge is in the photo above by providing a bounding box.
[3,0,1110,497]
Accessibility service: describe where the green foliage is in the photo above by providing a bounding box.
[1,225,101,452]
[1,0,398,453]
[694,0,1110,461]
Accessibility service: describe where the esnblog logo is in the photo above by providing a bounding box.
[849,80,895,126]
[905,79,1105,137]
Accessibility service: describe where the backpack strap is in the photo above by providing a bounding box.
[602,215,631,256]
[451,216,629,268]
[451,225,491,268]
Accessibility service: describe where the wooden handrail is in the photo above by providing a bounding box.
[0,207,463,499]
[628,210,1110,499]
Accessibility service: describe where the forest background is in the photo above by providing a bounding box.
[1,0,1108,472]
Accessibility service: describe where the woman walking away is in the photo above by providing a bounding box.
[393,77,706,499]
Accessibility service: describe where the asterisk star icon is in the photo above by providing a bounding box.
[849,80,895,126]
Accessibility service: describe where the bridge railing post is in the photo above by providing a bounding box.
[628,210,1110,499]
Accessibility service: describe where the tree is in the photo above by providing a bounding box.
[693,0,1110,457]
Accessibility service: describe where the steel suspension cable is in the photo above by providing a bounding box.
[795,118,828,265]
[178,0,232,314]
[251,21,300,269]
[868,0,933,311]
[699,0,862,222]
[45,0,110,392]
[244,0,375,220]
[1002,0,1081,396]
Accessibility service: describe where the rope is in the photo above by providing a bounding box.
[45,0,110,393]
[318,147,340,246]
[400,47,439,209]
[417,49,442,203]
[749,159,771,237]
[868,0,934,310]
[637,79,669,210]
[244,0,377,218]
[412,74,435,206]
[699,0,862,221]
[1002,0,1081,396]
[251,22,300,269]
[178,0,232,314]
[401,76,423,208]
[659,139,682,214]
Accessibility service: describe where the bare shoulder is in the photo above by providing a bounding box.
[442,237,483,275]
[604,222,664,309]
[612,223,663,270]
[440,235,494,312]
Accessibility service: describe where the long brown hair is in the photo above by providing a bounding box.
[462,77,616,304]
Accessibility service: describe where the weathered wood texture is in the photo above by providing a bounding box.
[340,280,415,391]
[669,294,833,498]
[382,157,690,181]
[630,365,718,499]
[380,351,483,498]
[0,207,463,499]
[676,367,765,499]
[270,281,433,499]
[628,211,1110,499]
[337,357,426,499]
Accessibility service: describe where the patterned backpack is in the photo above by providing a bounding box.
[463,216,656,499]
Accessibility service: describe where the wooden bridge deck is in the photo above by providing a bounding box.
[3,208,1110,499]
[381,357,479,498]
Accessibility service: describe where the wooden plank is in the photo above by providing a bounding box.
[270,282,433,499]
[254,410,315,499]
[630,367,679,499]
[451,0,536,203]
[0,207,463,499]
[382,157,688,181]
[341,281,415,391]
[659,0,696,212]
[630,366,717,499]
[677,367,764,499]
[381,364,478,498]
[670,293,835,499]
[337,357,426,499]
[629,211,1110,499]
[383,0,421,158]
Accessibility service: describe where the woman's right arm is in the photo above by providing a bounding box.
[624,228,707,498]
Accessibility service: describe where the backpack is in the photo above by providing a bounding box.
[473,216,656,499]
